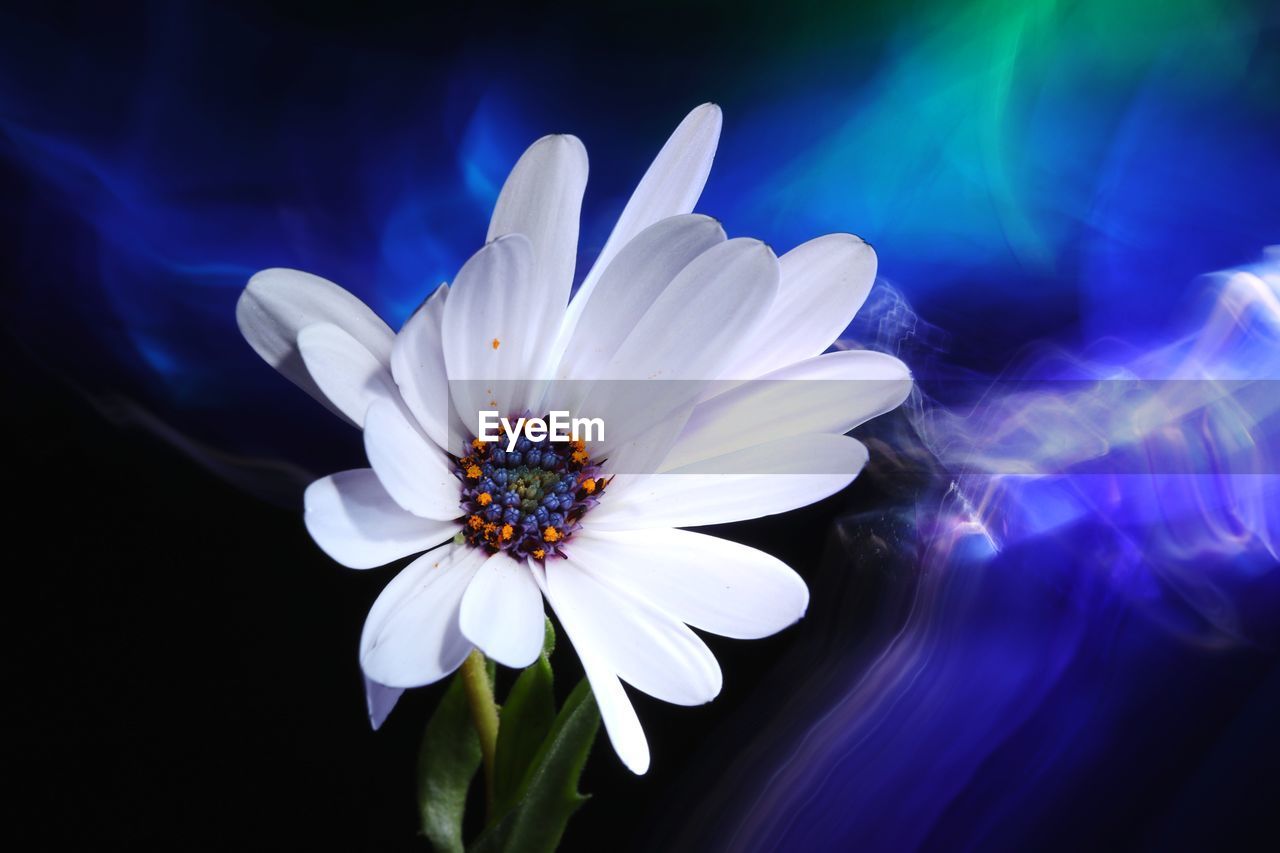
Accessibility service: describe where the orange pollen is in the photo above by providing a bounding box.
[543,526,561,542]
[477,492,492,506]
[571,450,588,464]
[533,548,545,560]
[465,464,482,479]
[491,337,501,349]
[471,438,486,451]
[569,438,586,452]
[467,515,483,530]
[581,478,596,494]
[501,524,514,541]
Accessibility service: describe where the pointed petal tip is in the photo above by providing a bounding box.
[363,674,406,730]
[687,102,723,123]
[527,132,588,163]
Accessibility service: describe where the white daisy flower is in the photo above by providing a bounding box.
[237,104,911,774]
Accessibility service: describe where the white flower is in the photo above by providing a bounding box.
[237,104,911,774]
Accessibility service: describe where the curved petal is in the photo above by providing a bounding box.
[363,399,461,521]
[598,237,778,381]
[579,238,780,458]
[441,234,539,424]
[304,469,459,569]
[557,104,722,357]
[537,558,649,773]
[556,214,726,382]
[543,556,722,706]
[487,134,588,378]
[588,434,870,530]
[364,676,404,730]
[719,233,878,379]
[662,349,912,470]
[297,322,399,426]
[459,552,545,668]
[360,545,486,688]
[571,529,809,639]
[237,268,393,423]
[392,283,464,453]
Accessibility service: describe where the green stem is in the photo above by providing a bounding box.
[460,648,499,819]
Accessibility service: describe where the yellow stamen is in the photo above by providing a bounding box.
[543,526,560,542]
[477,492,492,506]
[467,515,483,530]
[580,478,596,494]
[533,548,545,560]
[466,464,482,479]
[501,524,514,541]
[571,449,588,464]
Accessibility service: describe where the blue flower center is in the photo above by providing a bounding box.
[454,425,606,561]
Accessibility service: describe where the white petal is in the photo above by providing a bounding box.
[360,545,486,688]
[578,238,780,458]
[572,529,809,639]
[719,234,878,379]
[441,234,539,424]
[364,676,404,730]
[297,322,399,426]
[589,434,870,530]
[363,399,461,521]
[581,665,650,775]
[544,556,722,706]
[304,469,459,569]
[392,283,464,453]
[557,104,722,355]
[459,553,545,669]
[662,350,912,470]
[536,558,650,773]
[555,214,726,383]
[487,134,588,378]
[236,268,393,423]
[598,237,778,381]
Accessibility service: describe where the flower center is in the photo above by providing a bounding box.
[454,425,606,561]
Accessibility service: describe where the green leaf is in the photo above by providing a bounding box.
[469,677,601,853]
[491,620,557,817]
[418,671,483,853]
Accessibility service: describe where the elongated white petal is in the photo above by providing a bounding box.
[580,664,650,775]
[360,545,486,688]
[304,469,459,569]
[579,238,779,457]
[237,268,394,423]
[364,677,404,730]
[719,234,878,379]
[558,104,722,355]
[544,557,722,706]
[556,214,726,382]
[487,134,588,378]
[363,399,461,521]
[572,529,809,639]
[589,434,870,530]
[600,237,778,381]
[536,558,649,773]
[662,350,912,470]
[297,323,399,426]
[459,553,545,668]
[392,283,462,453]
[442,234,539,423]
